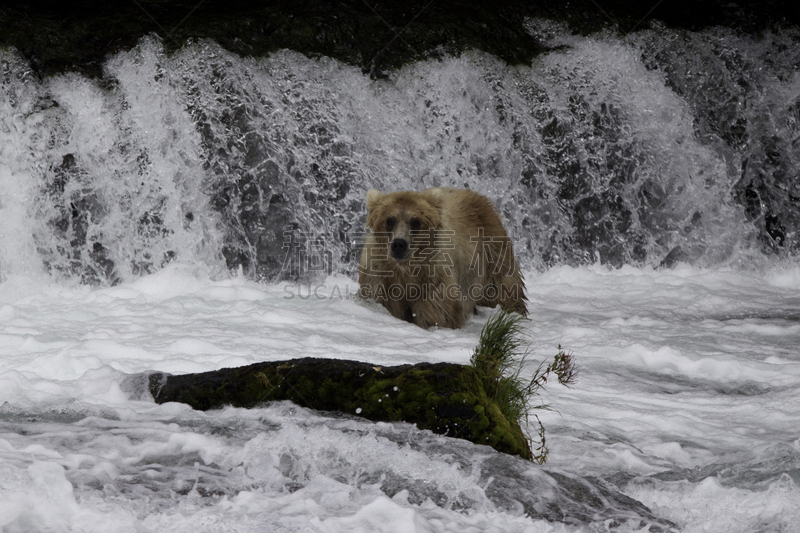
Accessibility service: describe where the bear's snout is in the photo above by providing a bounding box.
[390,238,409,259]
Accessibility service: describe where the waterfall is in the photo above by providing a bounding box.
[1,23,798,285]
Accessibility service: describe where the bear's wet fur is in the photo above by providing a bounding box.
[359,187,527,328]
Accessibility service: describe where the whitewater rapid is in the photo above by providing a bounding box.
[2,16,800,531]
[1,264,799,532]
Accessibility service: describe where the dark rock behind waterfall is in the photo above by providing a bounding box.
[1,0,798,79]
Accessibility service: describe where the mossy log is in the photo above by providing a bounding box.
[148,357,532,460]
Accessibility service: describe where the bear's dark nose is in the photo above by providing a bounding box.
[391,238,409,259]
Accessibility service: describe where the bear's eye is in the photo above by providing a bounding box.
[409,218,422,231]
[385,217,396,232]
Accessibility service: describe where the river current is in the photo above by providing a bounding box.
[1,21,799,532]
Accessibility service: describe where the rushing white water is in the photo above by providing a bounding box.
[2,21,800,533]
[1,264,799,532]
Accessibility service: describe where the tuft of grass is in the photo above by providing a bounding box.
[471,310,577,464]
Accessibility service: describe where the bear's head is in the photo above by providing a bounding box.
[365,189,442,262]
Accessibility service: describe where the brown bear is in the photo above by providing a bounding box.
[358,187,527,329]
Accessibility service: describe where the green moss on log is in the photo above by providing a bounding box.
[149,356,533,460]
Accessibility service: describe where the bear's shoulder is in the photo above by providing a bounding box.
[423,187,496,211]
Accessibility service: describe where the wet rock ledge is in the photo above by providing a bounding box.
[2,0,797,79]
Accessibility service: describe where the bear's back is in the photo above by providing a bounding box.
[427,187,507,239]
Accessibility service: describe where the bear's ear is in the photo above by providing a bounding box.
[365,189,383,213]
[422,187,445,210]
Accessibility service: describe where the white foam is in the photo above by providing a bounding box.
[1,263,799,531]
